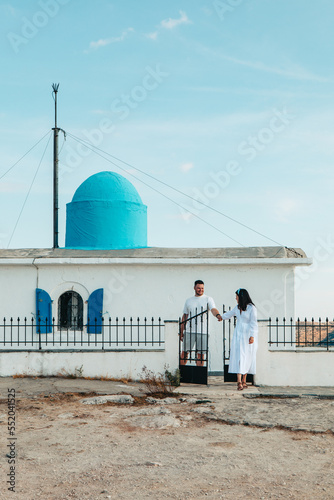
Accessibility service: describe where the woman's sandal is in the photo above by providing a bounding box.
[237,382,243,391]
[242,382,248,389]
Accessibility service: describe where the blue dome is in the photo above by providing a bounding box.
[71,171,143,204]
[65,171,147,250]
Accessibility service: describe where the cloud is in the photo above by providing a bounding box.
[0,4,18,16]
[145,11,191,42]
[200,6,213,17]
[146,31,158,41]
[190,41,332,83]
[170,213,194,221]
[0,181,25,193]
[275,198,300,223]
[161,10,192,30]
[180,162,194,172]
[86,28,134,52]
[220,54,331,83]
[91,109,107,115]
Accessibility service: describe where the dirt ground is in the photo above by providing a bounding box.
[1,388,333,500]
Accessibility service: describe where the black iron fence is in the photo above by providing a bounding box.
[179,307,209,385]
[222,308,238,382]
[179,307,209,364]
[222,311,334,382]
[268,317,334,350]
[0,317,164,351]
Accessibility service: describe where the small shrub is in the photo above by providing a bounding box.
[57,366,84,379]
[165,367,180,388]
[140,366,180,396]
[75,365,84,378]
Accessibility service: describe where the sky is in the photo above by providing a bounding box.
[0,0,334,318]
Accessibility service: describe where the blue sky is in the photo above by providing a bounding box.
[1,0,334,317]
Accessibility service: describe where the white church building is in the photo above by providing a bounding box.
[0,170,322,385]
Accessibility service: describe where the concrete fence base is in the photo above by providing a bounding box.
[0,321,179,380]
[255,323,334,386]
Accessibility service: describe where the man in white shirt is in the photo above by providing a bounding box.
[180,280,222,366]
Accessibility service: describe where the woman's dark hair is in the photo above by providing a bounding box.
[235,288,254,311]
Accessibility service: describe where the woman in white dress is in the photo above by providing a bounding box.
[222,288,258,391]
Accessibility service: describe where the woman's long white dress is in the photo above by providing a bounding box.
[222,304,258,375]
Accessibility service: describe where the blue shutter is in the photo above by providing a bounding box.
[36,288,52,333]
[87,288,103,333]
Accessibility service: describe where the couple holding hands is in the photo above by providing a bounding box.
[180,280,258,391]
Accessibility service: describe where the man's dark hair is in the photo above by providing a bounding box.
[194,280,204,286]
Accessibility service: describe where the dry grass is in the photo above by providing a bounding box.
[140,366,180,397]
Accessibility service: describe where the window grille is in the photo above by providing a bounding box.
[58,291,83,330]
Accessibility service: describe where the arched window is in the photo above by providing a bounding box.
[58,291,83,330]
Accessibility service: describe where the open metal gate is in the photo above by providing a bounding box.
[223,306,254,384]
[179,307,208,385]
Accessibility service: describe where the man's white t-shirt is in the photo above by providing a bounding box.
[183,294,216,333]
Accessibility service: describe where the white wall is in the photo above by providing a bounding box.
[0,264,36,319]
[0,256,308,374]
[255,323,334,386]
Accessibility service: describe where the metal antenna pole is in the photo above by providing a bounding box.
[52,83,60,248]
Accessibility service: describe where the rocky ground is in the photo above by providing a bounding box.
[0,379,333,499]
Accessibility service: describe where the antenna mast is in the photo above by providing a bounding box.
[52,83,65,249]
